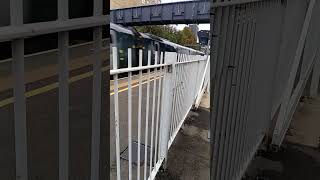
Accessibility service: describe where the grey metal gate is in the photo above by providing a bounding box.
[210,0,320,179]
[0,0,108,179]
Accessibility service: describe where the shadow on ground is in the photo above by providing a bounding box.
[245,143,320,180]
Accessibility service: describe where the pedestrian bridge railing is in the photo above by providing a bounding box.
[211,0,320,180]
[0,0,107,179]
[110,47,209,180]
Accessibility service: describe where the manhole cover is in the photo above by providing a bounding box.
[120,141,153,166]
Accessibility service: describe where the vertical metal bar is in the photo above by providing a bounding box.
[210,7,223,179]
[58,0,68,21]
[232,5,250,176]
[182,54,188,113]
[235,4,251,173]
[179,54,184,123]
[12,39,28,180]
[113,47,121,180]
[144,51,151,180]
[154,52,163,166]
[169,53,178,138]
[218,5,237,180]
[58,0,69,178]
[58,31,69,180]
[175,55,182,129]
[137,50,143,180]
[228,6,246,179]
[212,5,231,179]
[90,0,103,179]
[10,0,23,25]
[128,48,133,180]
[169,53,177,143]
[93,0,103,16]
[244,4,258,160]
[240,7,256,168]
[10,0,28,179]
[159,54,174,160]
[149,51,158,175]
[237,5,255,173]
[215,6,233,180]
[90,27,102,180]
[173,54,181,131]
[175,54,182,131]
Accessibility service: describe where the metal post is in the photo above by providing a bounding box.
[137,49,143,180]
[58,0,69,179]
[90,0,103,179]
[112,47,121,180]
[159,54,175,162]
[143,51,152,180]
[154,52,164,167]
[128,48,133,180]
[11,0,28,179]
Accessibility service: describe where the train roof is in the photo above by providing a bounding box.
[111,23,134,35]
[145,33,204,54]
[110,23,151,39]
[110,23,204,55]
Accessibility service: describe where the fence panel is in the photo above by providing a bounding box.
[110,47,209,180]
[211,0,320,179]
[0,0,108,179]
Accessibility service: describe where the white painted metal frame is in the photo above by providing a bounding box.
[111,47,209,180]
[3,0,107,179]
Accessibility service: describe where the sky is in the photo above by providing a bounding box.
[160,0,210,31]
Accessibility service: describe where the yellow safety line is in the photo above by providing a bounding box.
[110,74,159,91]
[110,75,162,96]
[0,67,106,108]
[0,66,162,108]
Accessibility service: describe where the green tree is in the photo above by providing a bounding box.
[135,25,197,47]
[179,27,197,46]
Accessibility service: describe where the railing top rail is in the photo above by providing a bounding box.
[0,15,109,42]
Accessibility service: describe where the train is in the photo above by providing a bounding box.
[110,23,205,69]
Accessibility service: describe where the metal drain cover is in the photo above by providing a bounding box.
[120,141,153,166]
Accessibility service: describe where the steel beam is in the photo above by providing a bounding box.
[110,0,210,26]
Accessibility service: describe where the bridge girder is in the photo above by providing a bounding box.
[110,0,210,26]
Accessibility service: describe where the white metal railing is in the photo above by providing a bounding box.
[110,47,209,180]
